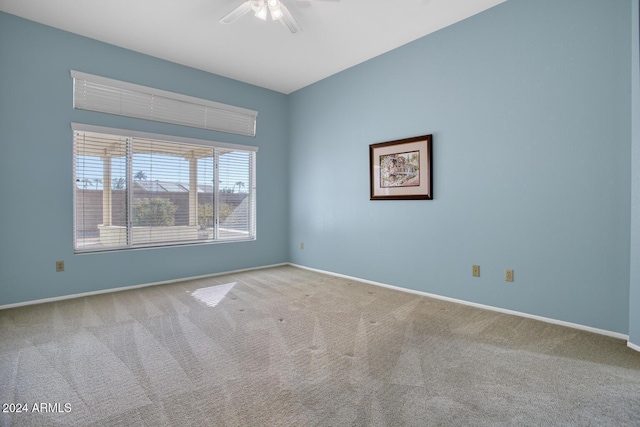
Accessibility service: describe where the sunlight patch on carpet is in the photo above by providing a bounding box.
[190,282,236,308]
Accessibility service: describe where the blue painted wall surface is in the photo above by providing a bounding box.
[289,0,632,333]
[0,12,290,305]
[630,0,640,347]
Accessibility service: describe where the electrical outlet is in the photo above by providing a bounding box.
[56,261,65,272]
[505,269,514,282]
[300,242,304,250]
[472,265,480,277]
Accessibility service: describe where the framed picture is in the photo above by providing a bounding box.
[370,134,432,200]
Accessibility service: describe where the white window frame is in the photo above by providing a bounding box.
[72,123,258,253]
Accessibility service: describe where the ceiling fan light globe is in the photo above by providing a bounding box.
[270,8,284,20]
[250,0,263,13]
[267,0,282,13]
[255,5,268,20]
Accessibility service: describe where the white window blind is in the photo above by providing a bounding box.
[71,71,258,137]
[73,124,257,252]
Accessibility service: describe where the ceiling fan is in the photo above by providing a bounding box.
[219,0,339,34]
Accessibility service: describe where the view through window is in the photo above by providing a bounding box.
[73,127,256,252]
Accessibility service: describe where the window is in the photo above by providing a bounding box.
[73,124,257,252]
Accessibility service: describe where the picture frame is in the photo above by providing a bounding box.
[370,134,432,200]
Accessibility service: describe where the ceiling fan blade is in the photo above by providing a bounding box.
[279,4,303,34]
[219,1,252,24]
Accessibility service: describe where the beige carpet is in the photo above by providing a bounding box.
[1,265,639,426]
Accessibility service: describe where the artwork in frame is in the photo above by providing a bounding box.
[369,134,432,200]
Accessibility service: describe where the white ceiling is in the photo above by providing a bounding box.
[0,0,506,94]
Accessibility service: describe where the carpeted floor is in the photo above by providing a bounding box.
[1,265,639,426]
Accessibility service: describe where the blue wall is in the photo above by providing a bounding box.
[289,0,633,334]
[0,12,290,305]
[630,0,640,347]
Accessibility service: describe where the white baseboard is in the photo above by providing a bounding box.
[628,341,640,353]
[0,263,288,310]
[289,263,630,342]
